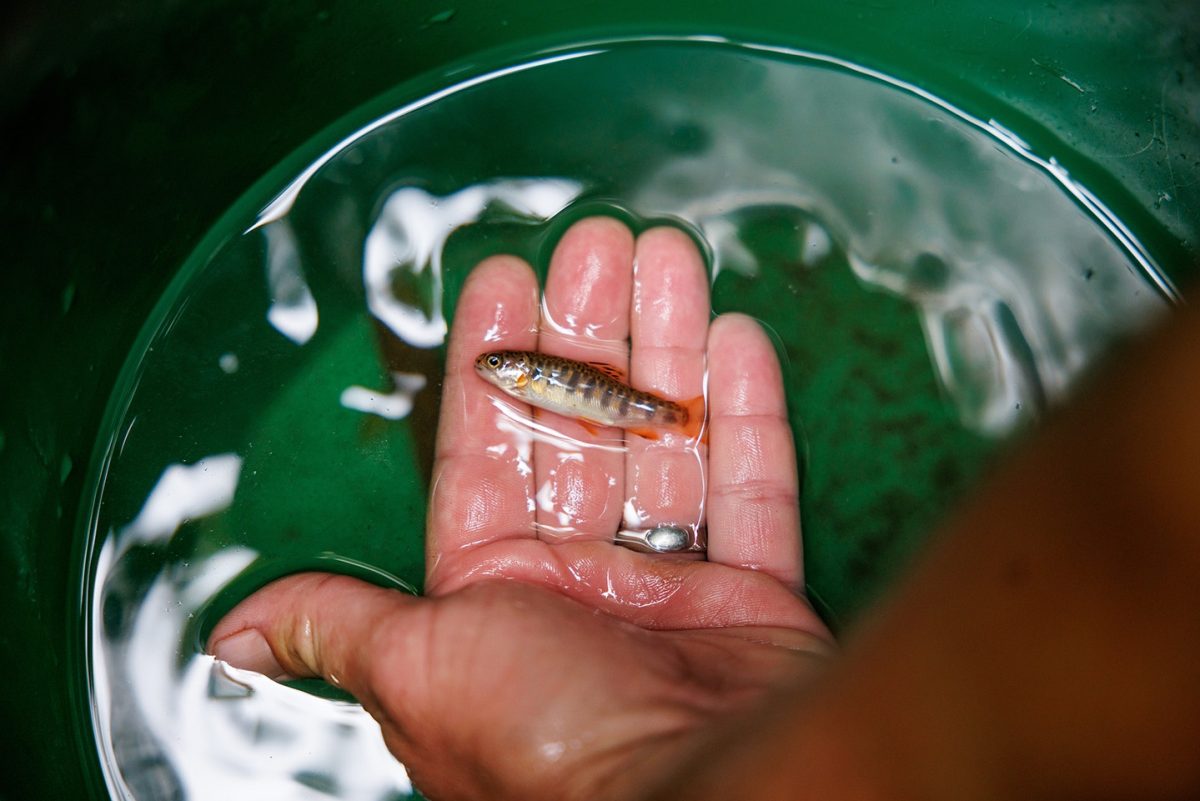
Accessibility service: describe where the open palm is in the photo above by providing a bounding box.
[210,218,834,801]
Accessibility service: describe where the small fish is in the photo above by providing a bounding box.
[475,350,705,441]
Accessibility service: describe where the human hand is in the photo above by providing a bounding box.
[209,217,835,801]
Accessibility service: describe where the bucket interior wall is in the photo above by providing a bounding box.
[1,1,1196,797]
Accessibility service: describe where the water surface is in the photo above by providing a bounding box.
[79,39,1171,801]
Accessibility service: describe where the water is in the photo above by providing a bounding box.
[77,39,1172,801]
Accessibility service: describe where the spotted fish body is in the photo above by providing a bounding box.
[474,350,705,440]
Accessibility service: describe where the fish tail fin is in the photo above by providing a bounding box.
[681,395,707,442]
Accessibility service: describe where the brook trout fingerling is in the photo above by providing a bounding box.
[474,350,705,440]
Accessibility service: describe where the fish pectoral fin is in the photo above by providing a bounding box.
[627,426,662,441]
[515,373,529,388]
[587,361,627,383]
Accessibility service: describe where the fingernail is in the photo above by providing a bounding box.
[211,629,289,680]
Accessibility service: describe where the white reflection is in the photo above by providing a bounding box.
[94,461,415,800]
[919,300,1041,434]
[93,545,258,801]
[631,58,1169,436]
[801,224,832,266]
[179,660,412,799]
[363,180,580,349]
[340,371,428,420]
[246,50,598,232]
[121,454,242,548]
[263,220,319,346]
[535,481,556,514]
[622,499,649,529]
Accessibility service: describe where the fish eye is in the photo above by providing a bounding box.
[486,354,501,368]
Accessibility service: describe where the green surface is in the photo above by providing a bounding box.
[1,2,1198,799]
[708,210,994,627]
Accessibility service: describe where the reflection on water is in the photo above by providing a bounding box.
[263,220,320,347]
[365,181,581,349]
[84,40,1171,800]
[93,457,413,800]
[340,372,428,421]
[94,543,411,800]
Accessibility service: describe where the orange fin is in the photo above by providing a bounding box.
[587,361,627,383]
[681,395,707,441]
[627,426,662,441]
[577,418,602,436]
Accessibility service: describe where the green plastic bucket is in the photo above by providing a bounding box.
[1,2,1196,798]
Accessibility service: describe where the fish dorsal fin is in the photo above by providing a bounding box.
[587,361,627,383]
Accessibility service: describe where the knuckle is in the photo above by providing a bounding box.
[709,478,797,506]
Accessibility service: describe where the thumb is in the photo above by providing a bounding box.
[206,572,426,710]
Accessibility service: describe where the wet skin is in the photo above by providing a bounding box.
[208,216,1200,801]
[209,218,836,801]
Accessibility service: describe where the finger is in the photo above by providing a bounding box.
[208,573,427,718]
[625,226,710,536]
[534,217,634,541]
[428,256,540,579]
[706,314,803,588]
